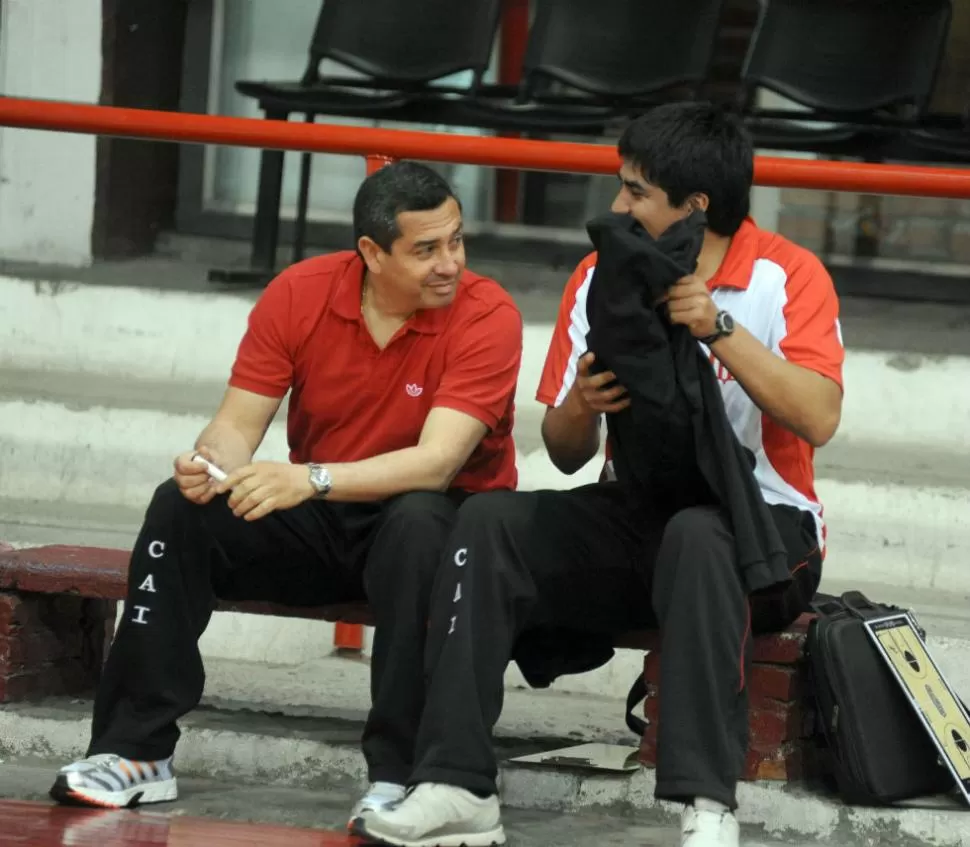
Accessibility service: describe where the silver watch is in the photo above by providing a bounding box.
[307,463,332,499]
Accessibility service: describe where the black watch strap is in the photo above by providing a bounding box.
[700,310,734,345]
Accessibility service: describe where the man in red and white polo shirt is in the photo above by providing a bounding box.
[541,204,842,550]
[361,104,844,847]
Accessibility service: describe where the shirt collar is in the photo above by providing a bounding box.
[331,254,367,320]
[707,217,759,292]
[331,254,452,335]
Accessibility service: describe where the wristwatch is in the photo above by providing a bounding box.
[307,463,333,499]
[700,310,735,346]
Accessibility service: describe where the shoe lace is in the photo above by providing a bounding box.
[684,805,725,836]
[367,781,403,798]
[83,754,122,767]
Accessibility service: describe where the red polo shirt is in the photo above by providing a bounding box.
[229,251,522,492]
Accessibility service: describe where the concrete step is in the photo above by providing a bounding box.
[169,634,970,732]
[5,391,970,488]
[3,398,969,596]
[4,274,970,454]
[4,344,970,457]
[1,694,966,846]
[5,372,970,487]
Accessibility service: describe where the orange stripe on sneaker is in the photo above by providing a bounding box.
[66,789,124,809]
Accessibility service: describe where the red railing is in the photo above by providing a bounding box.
[2,94,968,652]
[2,96,970,197]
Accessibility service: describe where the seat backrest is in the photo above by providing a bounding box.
[306,0,501,86]
[741,0,952,114]
[522,0,726,99]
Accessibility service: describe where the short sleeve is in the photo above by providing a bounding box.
[535,254,597,407]
[228,271,295,398]
[776,255,844,390]
[432,302,523,429]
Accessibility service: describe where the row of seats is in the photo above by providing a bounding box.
[219,0,965,283]
[241,0,960,143]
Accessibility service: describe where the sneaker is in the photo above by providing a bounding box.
[348,781,406,830]
[356,782,505,847]
[681,798,740,847]
[50,753,178,809]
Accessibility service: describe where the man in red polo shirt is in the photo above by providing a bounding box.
[50,162,522,824]
[360,105,844,847]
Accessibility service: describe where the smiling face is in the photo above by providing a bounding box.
[359,197,465,310]
[610,160,708,240]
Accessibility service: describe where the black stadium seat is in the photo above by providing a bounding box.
[738,0,953,156]
[228,0,501,279]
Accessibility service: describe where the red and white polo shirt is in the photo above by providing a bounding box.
[536,218,844,547]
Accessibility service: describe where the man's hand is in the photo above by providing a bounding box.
[215,461,314,521]
[573,352,631,414]
[667,274,718,339]
[173,447,221,506]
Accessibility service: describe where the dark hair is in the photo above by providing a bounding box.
[617,102,753,236]
[353,161,461,253]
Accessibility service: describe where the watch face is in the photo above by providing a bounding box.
[719,312,735,333]
[310,465,329,492]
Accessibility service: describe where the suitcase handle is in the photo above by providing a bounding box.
[812,599,844,617]
[811,591,890,621]
[840,590,880,619]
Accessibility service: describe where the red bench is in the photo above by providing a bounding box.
[0,543,815,782]
[0,544,373,703]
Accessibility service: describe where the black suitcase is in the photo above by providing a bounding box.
[805,590,953,804]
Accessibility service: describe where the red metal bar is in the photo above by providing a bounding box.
[331,153,396,655]
[495,0,530,222]
[2,96,970,198]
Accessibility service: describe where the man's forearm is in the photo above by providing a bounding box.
[710,324,841,446]
[194,422,257,472]
[541,389,601,474]
[321,446,456,502]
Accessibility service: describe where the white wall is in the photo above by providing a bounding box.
[0,0,101,266]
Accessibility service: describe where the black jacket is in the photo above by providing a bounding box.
[511,212,793,692]
[584,211,791,595]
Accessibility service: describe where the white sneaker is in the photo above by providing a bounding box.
[50,753,178,809]
[681,798,740,847]
[348,781,406,829]
[356,782,506,847]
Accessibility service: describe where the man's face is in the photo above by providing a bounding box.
[366,197,465,310]
[610,161,698,239]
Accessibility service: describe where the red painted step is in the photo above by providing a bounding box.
[0,799,363,846]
